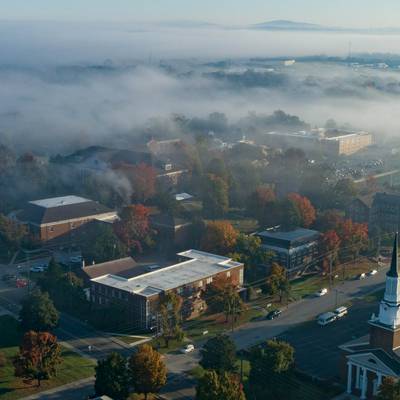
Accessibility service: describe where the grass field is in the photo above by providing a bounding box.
[0,315,95,400]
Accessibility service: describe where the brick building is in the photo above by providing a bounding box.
[370,192,400,233]
[18,195,117,241]
[346,194,374,224]
[90,249,244,330]
[339,235,400,399]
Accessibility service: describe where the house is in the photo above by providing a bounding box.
[255,227,320,278]
[339,234,400,399]
[346,194,375,224]
[17,195,117,241]
[90,249,244,330]
[370,192,400,233]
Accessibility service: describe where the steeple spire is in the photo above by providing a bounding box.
[387,233,399,278]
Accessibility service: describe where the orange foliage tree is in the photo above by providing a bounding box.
[337,219,368,260]
[13,331,62,386]
[287,193,316,228]
[319,230,341,273]
[200,221,238,255]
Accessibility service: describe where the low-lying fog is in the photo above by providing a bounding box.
[1,21,400,153]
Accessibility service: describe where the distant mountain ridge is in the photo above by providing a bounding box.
[252,20,336,31]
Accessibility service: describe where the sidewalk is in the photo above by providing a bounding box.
[20,377,94,400]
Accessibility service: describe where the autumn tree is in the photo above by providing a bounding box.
[376,377,400,400]
[202,174,229,217]
[94,352,130,400]
[265,263,290,303]
[203,276,244,328]
[333,178,358,208]
[337,219,368,261]
[200,221,238,255]
[159,291,184,348]
[200,334,237,373]
[246,186,276,222]
[314,209,343,232]
[20,289,59,332]
[196,370,246,400]
[279,199,301,231]
[287,193,316,228]
[114,204,154,254]
[13,331,62,386]
[129,344,167,400]
[319,230,341,274]
[0,213,27,257]
[114,162,157,203]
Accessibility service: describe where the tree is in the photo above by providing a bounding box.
[114,204,154,254]
[0,213,27,257]
[82,223,127,264]
[200,334,237,373]
[159,291,184,348]
[279,199,301,231]
[333,178,358,208]
[287,193,316,228]
[337,219,368,261]
[95,352,130,400]
[113,162,157,203]
[249,340,294,399]
[202,174,229,217]
[0,351,6,368]
[19,289,59,332]
[129,344,167,400]
[13,331,62,387]
[200,221,238,255]
[231,233,272,282]
[265,263,290,302]
[246,186,276,222]
[203,276,244,328]
[319,230,341,274]
[314,209,343,232]
[196,370,246,400]
[376,377,400,400]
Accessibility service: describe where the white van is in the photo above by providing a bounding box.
[334,306,348,318]
[317,312,337,326]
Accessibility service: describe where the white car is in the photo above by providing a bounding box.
[317,312,337,326]
[358,273,366,280]
[30,266,45,273]
[181,344,195,354]
[334,306,348,318]
[368,269,378,276]
[316,288,328,297]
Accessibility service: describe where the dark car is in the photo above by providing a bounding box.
[2,274,17,282]
[266,309,282,320]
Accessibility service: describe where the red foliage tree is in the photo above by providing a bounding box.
[287,193,316,228]
[114,204,153,254]
[337,219,368,260]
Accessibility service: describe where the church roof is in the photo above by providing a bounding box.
[387,233,399,278]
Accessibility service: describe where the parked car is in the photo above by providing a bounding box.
[30,266,45,273]
[358,273,366,280]
[266,309,282,320]
[70,255,83,264]
[368,269,378,276]
[181,344,195,354]
[317,312,337,326]
[2,274,16,282]
[16,279,28,288]
[334,306,348,318]
[316,288,328,297]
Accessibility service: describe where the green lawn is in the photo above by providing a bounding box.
[0,315,95,400]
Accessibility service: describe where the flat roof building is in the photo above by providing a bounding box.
[256,227,320,277]
[90,250,244,330]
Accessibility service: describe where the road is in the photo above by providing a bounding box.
[0,262,388,400]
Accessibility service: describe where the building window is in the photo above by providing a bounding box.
[49,227,54,232]
[227,271,231,278]
[198,280,203,288]
[206,277,213,284]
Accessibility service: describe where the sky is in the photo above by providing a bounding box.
[2,0,400,28]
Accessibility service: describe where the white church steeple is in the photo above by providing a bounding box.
[378,233,400,327]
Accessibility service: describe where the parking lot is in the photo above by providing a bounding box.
[278,297,378,380]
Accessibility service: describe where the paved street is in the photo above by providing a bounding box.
[0,262,389,400]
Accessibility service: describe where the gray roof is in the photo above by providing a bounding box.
[257,227,319,242]
[92,249,243,298]
[82,257,138,280]
[19,196,116,225]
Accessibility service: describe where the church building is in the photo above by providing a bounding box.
[340,234,400,399]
